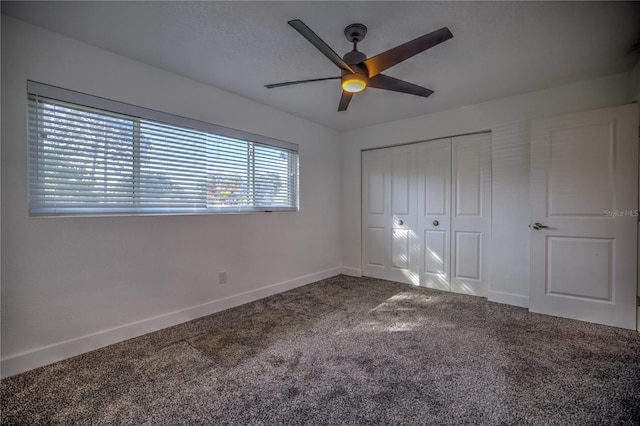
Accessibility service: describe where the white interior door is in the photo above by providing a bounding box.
[450,133,492,296]
[418,138,451,291]
[529,104,638,329]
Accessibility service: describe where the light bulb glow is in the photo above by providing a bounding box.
[342,78,366,93]
[341,71,368,93]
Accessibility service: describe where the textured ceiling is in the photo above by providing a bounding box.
[3,1,639,131]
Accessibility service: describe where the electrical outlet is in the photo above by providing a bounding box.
[219,271,227,284]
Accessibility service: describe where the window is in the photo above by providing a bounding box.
[27,81,299,217]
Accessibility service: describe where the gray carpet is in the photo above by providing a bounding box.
[2,275,639,425]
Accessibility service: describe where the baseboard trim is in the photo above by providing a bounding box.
[1,267,342,379]
[488,291,529,308]
[340,267,362,277]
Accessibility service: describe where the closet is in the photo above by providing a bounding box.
[362,133,491,296]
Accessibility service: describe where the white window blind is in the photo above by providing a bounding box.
[27,81,299,217]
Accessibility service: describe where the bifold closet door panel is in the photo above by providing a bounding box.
[362,145,419,284]
[387,144,419,284]
[362,149,390,280]
[450,133,492,296]
[417,138,451,290]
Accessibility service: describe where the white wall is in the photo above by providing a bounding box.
[341,72,632,307]
[1,16,342,377]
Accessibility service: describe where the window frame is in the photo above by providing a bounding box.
[27,81,299,217]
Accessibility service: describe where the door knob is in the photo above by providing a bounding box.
[433,220,439,226]
[398,219,404,225]
[531,222,548,230]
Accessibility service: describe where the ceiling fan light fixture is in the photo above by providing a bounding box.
[341,73,368,93]
[269,20,453,111]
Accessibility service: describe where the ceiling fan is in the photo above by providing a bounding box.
[265,20,453,111]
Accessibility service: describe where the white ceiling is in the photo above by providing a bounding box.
[3,1,639,131]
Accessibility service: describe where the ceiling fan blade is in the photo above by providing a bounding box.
[265,76,340,89]
[288,20,355,74]
[338,91,353,111]
[368,74,434,98]
[363,27,453,77]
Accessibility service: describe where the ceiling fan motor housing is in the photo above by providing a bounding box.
[343,50,367,65]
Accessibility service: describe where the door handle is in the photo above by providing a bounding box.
[530,222,549,230]
[433,220,439,227]
[398,219,404,226]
